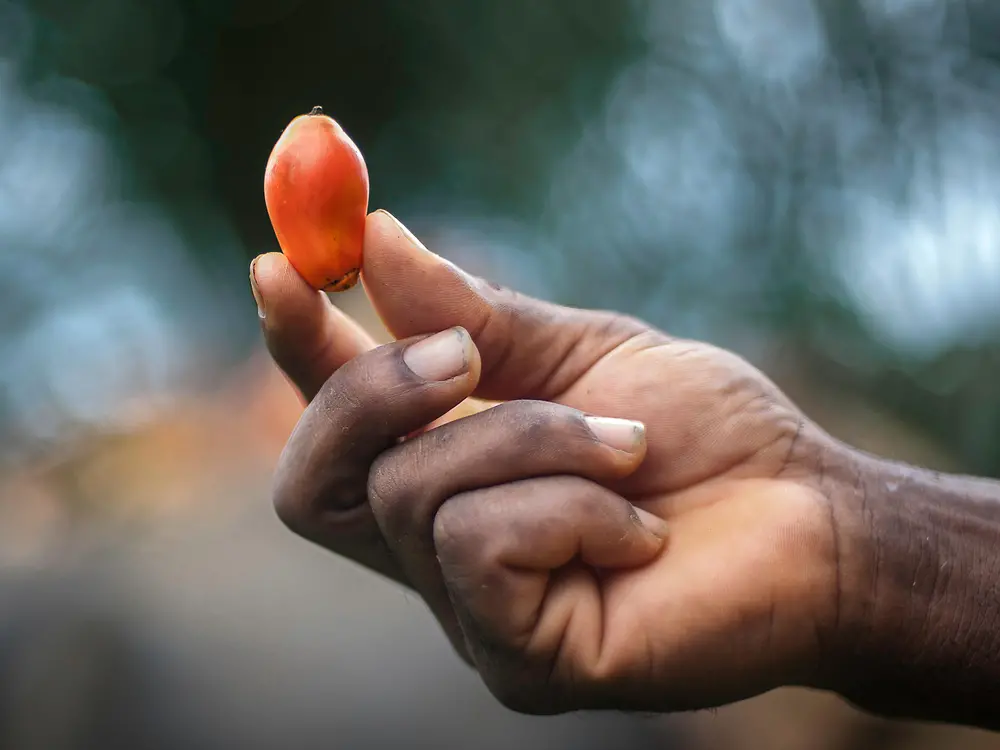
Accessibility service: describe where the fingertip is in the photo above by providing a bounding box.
[251,251,286,276]
[456,325,483,388]
[364,209,422,254]
[249,255,268,319]
[361,210,486,339]
[251,251,315,304]
[583,416,648,477]
[632,505,669,543]
[361,209,444,285]
[252,252,340,341]
[584,417,646,454]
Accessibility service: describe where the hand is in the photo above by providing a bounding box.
[250,210,841,714]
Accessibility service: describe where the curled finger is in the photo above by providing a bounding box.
[432,476,667,713]
[367,401,648,637]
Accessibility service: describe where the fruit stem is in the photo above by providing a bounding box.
[309,106,324,116]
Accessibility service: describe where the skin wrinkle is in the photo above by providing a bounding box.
[480,304,521,387]
[778,414,806,477]
[315,492,376,532]
[593,565,611,682]
[728,392,791,462]
[686,391,793,487]
[457,274,600,401]
[550,328,661,404]
[791,436,843,677]
[547,570,593,710]
[545,329,602,399]
[536,313,629,401]
[542,578,571,691]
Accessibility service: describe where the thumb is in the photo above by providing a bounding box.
[362,210,648,402]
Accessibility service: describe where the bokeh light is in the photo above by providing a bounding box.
[3,1,1000,747]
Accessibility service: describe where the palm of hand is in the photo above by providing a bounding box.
[493,333,838,711]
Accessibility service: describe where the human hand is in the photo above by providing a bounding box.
[250,210,842,714]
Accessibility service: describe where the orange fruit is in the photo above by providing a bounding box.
[264,106,369,292]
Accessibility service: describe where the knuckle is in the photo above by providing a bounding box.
[313,344,412,423]
[492,400,586,446]
[577,482,612,515]
[316,356,365,406]
[548,477,615,526]
[270,409,372,539]
[366,453,403,514]
[520,407,561,444]
[432,499,476,564]
[433,492,507,573]
[367,451,423,544]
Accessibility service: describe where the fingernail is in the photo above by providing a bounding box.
[249,257,265,320]
[584,416,645,454]
[633,506,669,539]
[403,328,472,381]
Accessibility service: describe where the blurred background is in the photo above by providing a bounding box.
[2,0,1000,747]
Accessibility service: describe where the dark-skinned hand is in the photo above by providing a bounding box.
[249,209,844,715]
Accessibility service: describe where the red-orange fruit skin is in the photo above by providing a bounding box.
[264,109,369,292]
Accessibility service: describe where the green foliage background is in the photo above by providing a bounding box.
[6,0,1000,473]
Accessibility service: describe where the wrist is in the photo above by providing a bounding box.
[817,441,1000,728]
